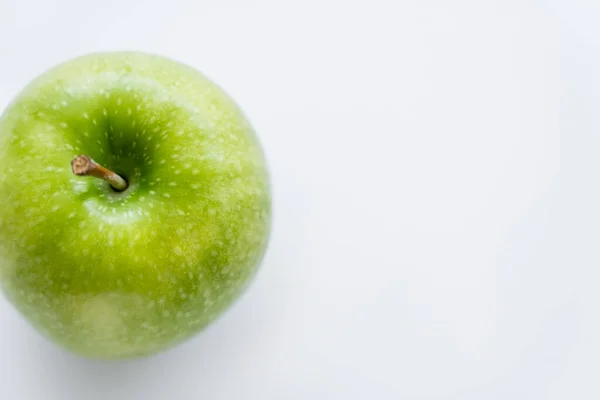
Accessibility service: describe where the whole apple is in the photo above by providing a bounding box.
[0,52,271,359]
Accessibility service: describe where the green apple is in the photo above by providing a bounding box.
[0,52,271,359]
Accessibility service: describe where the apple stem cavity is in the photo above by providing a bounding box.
[71,155,128,191]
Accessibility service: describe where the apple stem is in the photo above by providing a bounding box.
[71,155,128,191]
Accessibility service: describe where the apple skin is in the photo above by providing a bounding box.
[0,52,271,359]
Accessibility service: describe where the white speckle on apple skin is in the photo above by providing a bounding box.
[0,52,271,359]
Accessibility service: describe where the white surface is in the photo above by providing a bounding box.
[0,0,598,399]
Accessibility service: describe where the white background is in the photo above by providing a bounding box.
[0,0,599,399]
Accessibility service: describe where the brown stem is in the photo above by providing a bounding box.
[71,155,128,191]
